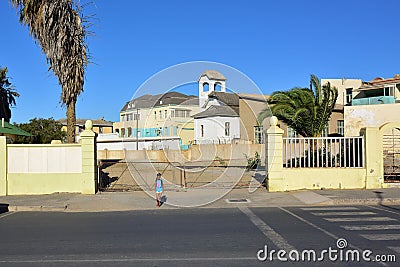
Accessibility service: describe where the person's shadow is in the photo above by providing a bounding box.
[159,195,167,207]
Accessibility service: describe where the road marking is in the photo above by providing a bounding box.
[361,234,400,241]
[238,207,295,251]
[324,217,396,222]
[367,205,400,216]
[279,207,388,266]
[0,212,16,219]
[342,224,400,231]
[301,207,359,211]
[312,211,376,216]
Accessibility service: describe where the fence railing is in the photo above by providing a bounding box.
[282,136,364,168]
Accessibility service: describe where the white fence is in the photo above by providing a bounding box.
[282,136,364,168]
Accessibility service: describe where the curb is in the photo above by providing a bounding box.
[8,205,67,212]
[331,198,400,206]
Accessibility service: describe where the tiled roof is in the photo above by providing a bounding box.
[208,91,239,106]
[198,70,226,81]
[193,105,239,119]
[0,121,31,136]
[121,92,198,112]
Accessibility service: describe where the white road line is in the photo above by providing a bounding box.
[277,207,392,266]
[301,207,359,211]
[367,205,400,216]
[324,217,396,222]
[312,211,376,216]
[0,212,16,219]
[342,224,400,231]
[238,207,295,251]
[361,234,400,241]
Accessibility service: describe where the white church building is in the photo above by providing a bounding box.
[193,70,241,144]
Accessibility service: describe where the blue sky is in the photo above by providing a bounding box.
[1,0,400,123]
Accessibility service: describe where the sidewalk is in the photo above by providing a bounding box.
[0,187,399,212]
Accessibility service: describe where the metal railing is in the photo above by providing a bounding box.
[282,136,364,168]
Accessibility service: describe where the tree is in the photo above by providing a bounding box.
[14,117,66,144]
[259,74,338,137]
[12,0,90,143]
[0,67,20,122]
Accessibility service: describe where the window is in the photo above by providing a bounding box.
[159,111,162,119]
[173,126,178,136]
[225,122,230,136]
[254,126,263,144]
[154,111,157,120]
[99,127,103,134]
[134,113,140,120]
[127,127,132,137]
[203,83,209,92]
[165,110,168,119]
[337,120,344,136]
[214,83,222,91]
[384,86,394,96]
[287,127,297,138]
[200,125,204,137]
[174,110,189,118]
[171,110,175,118]
[164,127,168,136]
[322,124,329,137]
[346,88,353,105]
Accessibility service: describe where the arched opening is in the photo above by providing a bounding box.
[203,82,209,92]
[127,127,132,137]
[121,128,126,137]
[214,82,222,91]
[115,129,120,137]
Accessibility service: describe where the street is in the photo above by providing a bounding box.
[0,205,399,266]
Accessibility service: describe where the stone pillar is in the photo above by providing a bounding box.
[80,120,97,194]
[265,116,285,192]
[361,127,383,189]
[0,136,7,196]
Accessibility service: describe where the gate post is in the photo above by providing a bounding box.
[80,120,97,194]
[361,127,383,189]
[265,116,285,192]
[0,136,7,196]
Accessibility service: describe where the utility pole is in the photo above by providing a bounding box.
[135,108,140,150]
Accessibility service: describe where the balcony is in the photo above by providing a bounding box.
[352,96,396,106]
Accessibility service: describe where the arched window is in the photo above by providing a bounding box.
[214,83,222,91]
[121,128,126,137]
[203,83,209,92]
[127,127,132,137]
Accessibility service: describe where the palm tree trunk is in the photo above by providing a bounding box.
[67,100,76,143]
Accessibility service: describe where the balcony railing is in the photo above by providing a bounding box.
[352,96,395,106]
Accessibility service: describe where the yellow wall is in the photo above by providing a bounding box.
[281,168,366,191]
[0,123,97,196]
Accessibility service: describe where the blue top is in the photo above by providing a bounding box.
[156,178,163,192]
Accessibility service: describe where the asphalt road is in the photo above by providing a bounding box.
[0,205,399,267]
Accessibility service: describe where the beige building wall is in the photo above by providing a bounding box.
[239,96,268,143]
[321,78,363,105]
[344,103,400,136]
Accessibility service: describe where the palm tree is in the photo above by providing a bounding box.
[0,67,20,122]
[259,74,338,137]
[12,0,89,143]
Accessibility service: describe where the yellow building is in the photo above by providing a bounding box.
[58,118,113,136]
[113,92,201,149]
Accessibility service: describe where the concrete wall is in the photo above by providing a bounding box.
[344,103,400,136]
[239,97,268,142]
[0,121,97,195]
[98,144,264,165]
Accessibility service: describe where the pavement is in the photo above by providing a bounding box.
[1,187,400,212]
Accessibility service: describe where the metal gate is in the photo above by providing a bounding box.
[383,127,400,182]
